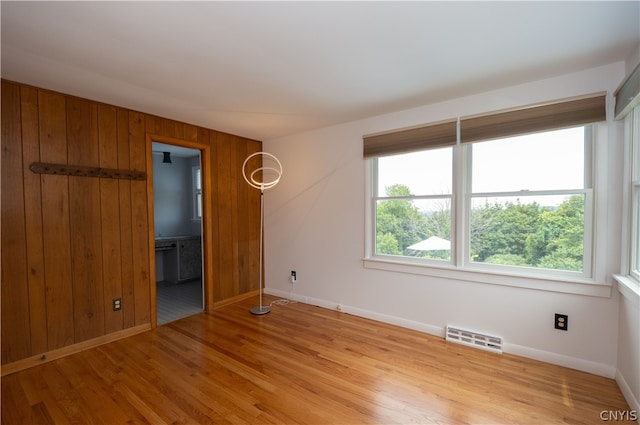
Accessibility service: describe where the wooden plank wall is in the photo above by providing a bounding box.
[1,80,262,365]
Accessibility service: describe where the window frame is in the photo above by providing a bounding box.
[613,104,640,301]
[623,105,640,284]
[364,121,611,297]
[632,181,639,282]
[631,107,640,282]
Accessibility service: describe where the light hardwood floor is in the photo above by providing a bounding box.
[1,295,631,424]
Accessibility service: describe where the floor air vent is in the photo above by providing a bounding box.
[446,326,503,353]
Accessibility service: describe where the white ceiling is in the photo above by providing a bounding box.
[2,1,639,141]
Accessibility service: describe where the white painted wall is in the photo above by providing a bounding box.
[263,62,630,379]
[617,283,640,413]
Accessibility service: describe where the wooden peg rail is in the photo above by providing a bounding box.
[29,162,146,181]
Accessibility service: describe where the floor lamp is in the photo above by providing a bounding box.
[242,152,283,315]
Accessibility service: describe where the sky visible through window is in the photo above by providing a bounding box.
[377,127,585,207]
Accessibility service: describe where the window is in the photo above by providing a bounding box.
[469,127,591,272]
[366,93,605,283]
[614,63,640,291]
[630,106,640,281]
[193,166,202,220]
[375,147,453,262]
[372,126,593,275]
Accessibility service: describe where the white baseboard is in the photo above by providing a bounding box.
[616,368,640,419]
[266,288,443,337]
[265,288,616,378]
[503,342,616,378]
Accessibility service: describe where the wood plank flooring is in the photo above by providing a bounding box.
[1,295,632,424]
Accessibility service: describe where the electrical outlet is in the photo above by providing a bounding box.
[290,270,297,283]
[113,297,122,311]
[554,313,568,331]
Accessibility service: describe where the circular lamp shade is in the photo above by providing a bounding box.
[242,152,283,191]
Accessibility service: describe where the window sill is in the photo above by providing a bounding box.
[613,274,640,306]
[363,257,612,298]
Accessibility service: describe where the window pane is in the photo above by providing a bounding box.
[193,166,202,219]
[630,107,640,279]
[195,167,202,190]
[472,127,585,192]
[633,107,640,182]
[376,197,451,260]
[377,147,452,196]
[633,186,640,277]
[470,194,585,271]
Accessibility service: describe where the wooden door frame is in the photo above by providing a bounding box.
[145,134,213,328]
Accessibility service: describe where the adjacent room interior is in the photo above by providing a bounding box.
[151,142,204,324]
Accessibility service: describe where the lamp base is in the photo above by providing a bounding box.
[250,305,271,315]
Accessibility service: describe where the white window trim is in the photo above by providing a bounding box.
[363,257,612,297]
[614,105,640,303]
[632,184,640,283]
[364,122,612,298]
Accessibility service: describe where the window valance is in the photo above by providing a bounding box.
[363,119,457,158]
[614,63,639,120]
[363,93,606,157]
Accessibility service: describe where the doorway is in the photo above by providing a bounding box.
[151,141,204,325]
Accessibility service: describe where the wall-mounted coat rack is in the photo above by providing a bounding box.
[29,162,146,181]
